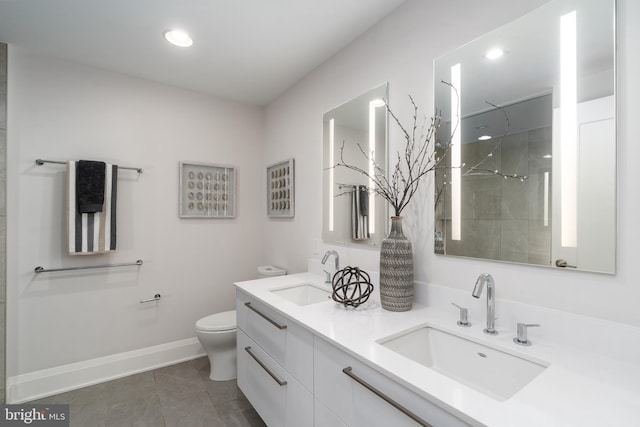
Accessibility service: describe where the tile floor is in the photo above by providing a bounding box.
[30,357,266,427]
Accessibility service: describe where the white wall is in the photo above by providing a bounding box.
[6,49,264,376]
[262,0,640,327]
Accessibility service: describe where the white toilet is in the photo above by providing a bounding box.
[196,310,238,381]
[196,265,286,381]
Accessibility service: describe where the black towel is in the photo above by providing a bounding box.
[358,185,369,217]
[76,160,106,213]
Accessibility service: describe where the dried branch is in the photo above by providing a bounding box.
[333,89,457,217]
[330,82,530,228]
[462,100,527,181]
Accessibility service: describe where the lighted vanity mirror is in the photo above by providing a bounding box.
[434,0,615,273]
[322,83,389,247]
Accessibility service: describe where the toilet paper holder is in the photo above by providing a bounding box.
[140,293,161,303]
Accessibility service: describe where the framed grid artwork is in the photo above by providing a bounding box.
[267,158,294,218]
[179,162,236,218]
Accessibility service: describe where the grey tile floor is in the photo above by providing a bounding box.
[30,357,266,427]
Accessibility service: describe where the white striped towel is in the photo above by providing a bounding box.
[67,161,118,255]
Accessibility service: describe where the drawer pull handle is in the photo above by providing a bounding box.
[245,346,288,387]
[342,367,433,427]
[245,302,287,330]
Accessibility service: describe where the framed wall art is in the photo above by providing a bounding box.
[267,158,294,218]
[179,162,236,218]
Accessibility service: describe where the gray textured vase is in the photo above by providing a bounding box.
[379,216,414,311]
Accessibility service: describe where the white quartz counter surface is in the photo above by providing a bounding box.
[235,272,640,427]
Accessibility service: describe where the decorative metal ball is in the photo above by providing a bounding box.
[331,266,374,308]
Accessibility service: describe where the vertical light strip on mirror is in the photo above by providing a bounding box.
[451,63,461,241]
[544,171,550,227]
[369,100,384,234]
[560,10,577,247]
[329,118,335,231]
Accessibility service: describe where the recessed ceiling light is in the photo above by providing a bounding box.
[478,135,492,141]
[370,99,386,107]
[164,29,193,47]
[543,154,552,158]
[485,48,504,60]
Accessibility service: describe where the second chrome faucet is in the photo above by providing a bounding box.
[321,250,340,283]
[472,273,498,335]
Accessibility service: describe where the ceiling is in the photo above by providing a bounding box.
[0,0,406,105]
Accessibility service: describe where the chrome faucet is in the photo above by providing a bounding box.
[321,250,340,271]
[472,273,498,335]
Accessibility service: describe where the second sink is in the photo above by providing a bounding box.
[378,325,548,401]
[270,283,332,306]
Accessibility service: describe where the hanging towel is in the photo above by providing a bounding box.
[351,185,370,241]
[359,185,369,218]
[76,160,106,213]
[67,161,118,255]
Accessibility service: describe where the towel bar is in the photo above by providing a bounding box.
[337,183,358,190]
[36,159,143,173]
[34,259,143,273]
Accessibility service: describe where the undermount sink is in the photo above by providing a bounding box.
[270,283,332,306]
[378,326,548,401]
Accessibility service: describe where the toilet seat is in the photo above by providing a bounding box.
[196,310,237,332]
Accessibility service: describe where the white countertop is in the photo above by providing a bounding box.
[235,272,640,427]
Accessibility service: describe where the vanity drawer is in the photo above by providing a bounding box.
[236,290,314,389]
[237,291,288,361]
[314,336,472,427]
[237,330,313,427]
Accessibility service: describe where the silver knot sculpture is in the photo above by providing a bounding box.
[331,266,374,308]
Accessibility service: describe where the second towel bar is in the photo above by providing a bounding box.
[34,259,143,273]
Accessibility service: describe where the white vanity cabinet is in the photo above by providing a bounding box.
[313,336,472,427]
[235,273,640,427]
[236,289,314,427]
[236,287,471,427]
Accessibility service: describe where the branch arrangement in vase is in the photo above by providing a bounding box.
[332,83,528,218]
[333,88,455,217]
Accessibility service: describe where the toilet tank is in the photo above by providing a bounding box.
[257,265,287,279]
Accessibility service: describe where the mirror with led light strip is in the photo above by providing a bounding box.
[434,0,615,273]
[322,83,389,247]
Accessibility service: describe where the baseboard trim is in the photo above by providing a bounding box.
[7,337,205,404]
